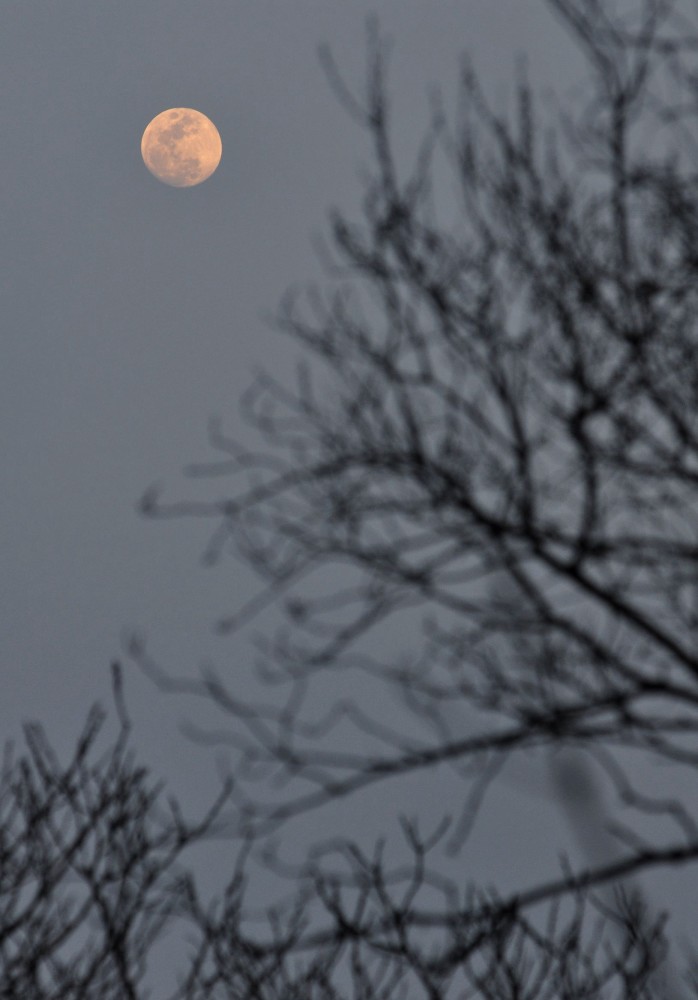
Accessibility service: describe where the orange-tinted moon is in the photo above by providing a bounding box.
[141,108,222,188]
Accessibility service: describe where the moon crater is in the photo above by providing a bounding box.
[141,108,222,188]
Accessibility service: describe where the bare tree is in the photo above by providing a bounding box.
[0,671,673,999]
[52,0,698,994]
[0,665,236,998]
[136,0,698,994]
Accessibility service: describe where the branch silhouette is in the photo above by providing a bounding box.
[133,1,698,993]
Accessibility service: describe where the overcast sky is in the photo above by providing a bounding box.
[1,0,693,988]
[0,0,580,746]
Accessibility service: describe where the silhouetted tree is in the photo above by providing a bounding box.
[0,665,238,997]
[139,0,698,993]
[0,673,674,998]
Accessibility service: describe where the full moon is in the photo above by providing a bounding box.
[141,108,222,188]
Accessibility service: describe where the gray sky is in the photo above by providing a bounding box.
[0,0,577,745]
[1,0,693,988]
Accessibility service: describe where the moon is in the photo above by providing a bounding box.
[141,108,222,188]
